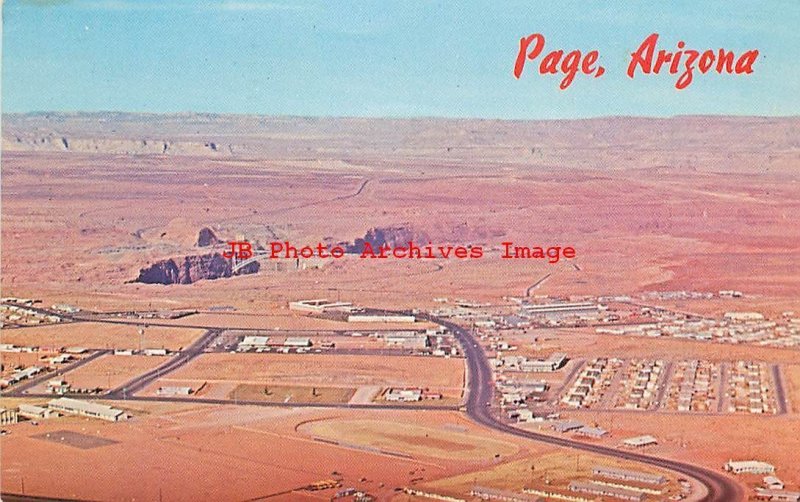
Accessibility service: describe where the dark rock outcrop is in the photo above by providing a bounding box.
[345,225,430,254]
[196,227,221,247]
[135,252,259,285]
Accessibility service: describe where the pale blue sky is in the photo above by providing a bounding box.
[2,0,798,118]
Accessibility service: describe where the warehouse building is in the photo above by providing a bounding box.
[522,302,602,319]
[48,398,127,422]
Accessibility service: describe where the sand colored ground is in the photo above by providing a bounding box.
[229,383,356,404]
[143,311,436,332]
[409,452,682,500]
[301,418,518,461]
[519,410,800,487]
[1,322,205,351]
[43,354,169,391]
[784,364,800,414]
[165,353,465,397]
[0,404,549,501]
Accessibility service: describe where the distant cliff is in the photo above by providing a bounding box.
[135,252,259,285]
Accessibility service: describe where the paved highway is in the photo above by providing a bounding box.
[426,315,744,502]
[107,328,221,398]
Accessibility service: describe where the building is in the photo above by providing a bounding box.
[48,398,127,422]
[755,488,800,502]
[622,435,658,448]
[143,348,168,356]
[46,379,71,395]
[0,366,43,387]
[568,481,645,502]
[239,335,270,351]
[284,337,312,347]
[470,486,542,501]
[520,352,567,372]
[18,404,56,420]
[592,466,667,485]
[725,460,775,475]
[764,476,784,490]
[577,426,608,438]
[522,302,602,319]
[552,420,584,433]
[724,312,764,322]
[0,408,19,425]
[289,299,354,314]
[385,388,422,402]
[347,314,416,323]
[157,386,193,396]
[383,331,429,350]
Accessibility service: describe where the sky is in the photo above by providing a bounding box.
[2,0,799,119]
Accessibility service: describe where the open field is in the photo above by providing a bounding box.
[162,353,465,397]
[300,417,519,461]
[0,404,547,501]
[0,322,205,351]
[36,354,169,391]
[229,383,356,404]
[520,410,800,489]
[408,453,683,500]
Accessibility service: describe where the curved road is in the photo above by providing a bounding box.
[427,315,744,502]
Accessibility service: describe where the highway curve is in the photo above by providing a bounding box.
[427,315,745,502]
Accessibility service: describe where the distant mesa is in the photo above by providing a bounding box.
[134,252,259,285]
[196,227,221,247]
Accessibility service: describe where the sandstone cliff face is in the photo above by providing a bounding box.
[135,252,259,285]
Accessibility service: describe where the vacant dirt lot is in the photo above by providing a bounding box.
[1,323,204,351]
[166,353,465,397]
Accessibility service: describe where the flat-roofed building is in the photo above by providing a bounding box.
[347,314,416,323]
[764,476,784,490]
[18,404,56,420]
[48,397,127,422]
[593,466,667,485]
[552,420,584,433]
[755,488,800,502]
[157,386,193,396]
[622,435,658,448]
[289,299,354,314]
[385,388,422,402]
[522,302,602,319]
[568,481,645,502]
[284,337,312,347]
[470,486,542,501]
[725,460,775,474]
[239,335,270,351]
[383,331,429,349]
[521,352,567,372]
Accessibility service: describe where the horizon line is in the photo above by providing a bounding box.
[3,109,800,122]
